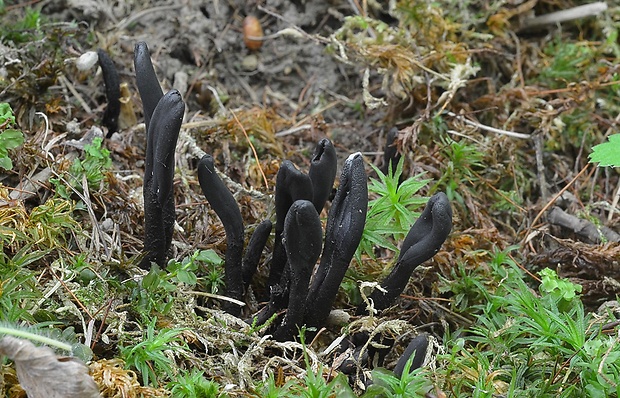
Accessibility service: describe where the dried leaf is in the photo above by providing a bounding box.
[0,336,101,398]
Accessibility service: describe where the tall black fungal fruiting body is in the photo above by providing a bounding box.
[360,192,452,313]
[139,90,185,269]
[197,154,245,316]
[97,49,121,138]
[393,333,429,377]
[241,219,272,290]
[272,200,323,342]
[304,152,368,328]
[267,161,313,288]
[381,127,401,175]
[308,138,337,213]
[134,42,163,131]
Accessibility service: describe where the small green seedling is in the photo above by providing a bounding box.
[0,103,25,170]
[589,134,620,167]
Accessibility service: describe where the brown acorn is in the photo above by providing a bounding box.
[243,15,264,51]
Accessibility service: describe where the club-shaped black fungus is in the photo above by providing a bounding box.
[361,192,452,313]
[267,161,313,288]
[272,200,322,342]
[198,154,245,316]
[134,42,164,133]
[381,127,401,175]
[308,138,337,213]
[242,219,272,290]
[97,49,121,138]
[304,152,368,328]
[139,90,185,269]
[393,333,429,377]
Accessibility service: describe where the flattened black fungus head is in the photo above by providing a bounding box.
[134,41,164,132]
[304,152,368,328]
[393,333,429,377]
[139,89,185,270]
[308,138,337,213]
[283,200,323,268]
[359,192,452,313]
[274,160,314,232]
[97,49,120,138]
[197,154,245,315]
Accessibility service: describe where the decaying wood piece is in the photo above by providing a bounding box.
[547,206,620,244]
[0,336,101,398]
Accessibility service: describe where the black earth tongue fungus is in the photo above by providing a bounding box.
[381,127,401,176]
[308,138,337,213]
[197,154,246,316]
[393,333,429,377]
[359,192,452,314]
[97,49,121,138]
[267,160,313,289]
[134,41,164,132]
[241,219,272,290]
[304,152,368,328]
[272,200,323,342]
[139,90,185,270]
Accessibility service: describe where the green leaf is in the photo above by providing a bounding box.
[176,270,197,285]
[0,129,24,149]
[195,249,223,265]
[0,156,12,170]
[0,102,16,124]
[589,134,620,167]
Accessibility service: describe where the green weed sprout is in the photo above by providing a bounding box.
[367,355,433,397]
[589,134,620,167]
[51,136,112,198]
[357,157,430,262]
[0,102,25,170]
[120,317,189,387]
[539,268,582,305]
[168,369,227,398]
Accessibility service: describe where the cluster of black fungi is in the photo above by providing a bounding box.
[97,42,453,381]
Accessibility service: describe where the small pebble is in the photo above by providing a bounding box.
[242,54,259,71]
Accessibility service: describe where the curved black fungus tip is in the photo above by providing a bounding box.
[308,138,337,213]
[198,154,245,316]
[393,333,429,377]
[304,152,368,328]
[150,90,185,205]
[242,219,272,289]
[362,192,452,313]
[139,90,185,270]
[382,127,401,175]
[267,160,313,288]
[97,49,121,138]
[272,200,322,342]
[134,41,164,133]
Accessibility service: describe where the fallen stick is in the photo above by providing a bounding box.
[547,206,620,243]
[522,2,608,30]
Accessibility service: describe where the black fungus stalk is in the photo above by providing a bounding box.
[381,127,401,176]
[308,138,337,214]
[272,200,323,342]
[241,219,272,289]
[393,333,429,377]
[97,49,121,138]
[304,152,368,328]
[360,192,452,313]
[198,154,245,316]
[267,161,313,288]
[139,90,185,269]
[134,42,163,132]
